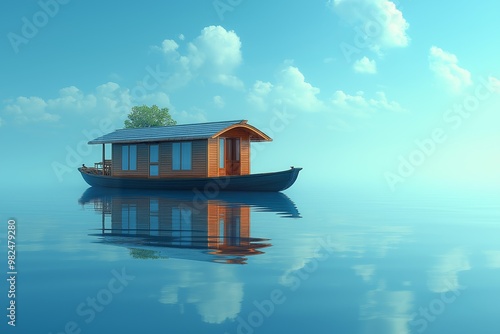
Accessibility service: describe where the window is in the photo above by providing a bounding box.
[150,144,158,163]
[219,138,225,168]
[121,145,137,171]
[150,199,159,236]
[218,215,240,245]
[150,165,159,176]
[150,144,159,177]
[172,207,192,246]
[121,204,137,235]
[219,218,225,243]
[234,139,240,162]
[172,142,192,170]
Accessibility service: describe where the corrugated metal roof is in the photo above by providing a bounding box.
[89,120,248,144]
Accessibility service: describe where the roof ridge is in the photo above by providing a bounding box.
[115,119,245,131]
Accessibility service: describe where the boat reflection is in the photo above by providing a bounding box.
[79,188,301,264]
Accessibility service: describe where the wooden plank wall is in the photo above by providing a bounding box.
[240,137,250,175]
[206,202,220,248]
[112,140,209,178]
[207,205,251,249]
[159,140,207,178]
[238,206,250,240]
[207,138,219,177]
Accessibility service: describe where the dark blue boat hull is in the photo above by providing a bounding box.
[79,187,301,218]
[78,167,301,192]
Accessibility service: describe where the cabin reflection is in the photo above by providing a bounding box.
[80,188,300,264]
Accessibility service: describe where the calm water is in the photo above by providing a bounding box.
[1,184,500,334]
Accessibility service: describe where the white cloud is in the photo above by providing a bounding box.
[4,26,246,126]
[247,80,274,111]
[247,64,404,119]
[330,0,410,52]
[4,96,59,123]
[138,91,172,109]
[172,108,208,124]
[151,39,179,54]
[429,46,472,94]
[160,39,179,53]
[95,81,121,96]
[47,86,97,112]
[213,95,225,108]
[194,26,242,69]
[353,56,377,74]
[247,66,324,112]
[178,33,185,41]
[331,90,406,115]
[2,82,173,125]
[155,26,244,89]
[274,66,324,112]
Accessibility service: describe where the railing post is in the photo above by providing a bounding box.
[102,144,105,174]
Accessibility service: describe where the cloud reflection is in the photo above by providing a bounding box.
[483,250,500,269]
[360,282,414,334]
[427,248,471,293]
[159,263,243,324]
[352,264,377,283]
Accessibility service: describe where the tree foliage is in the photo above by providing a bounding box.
[129,248,162,259]
[124,105,176,128]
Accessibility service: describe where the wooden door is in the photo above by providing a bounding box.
[225,138,240,175]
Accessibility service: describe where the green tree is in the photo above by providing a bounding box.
[124,105,176,128]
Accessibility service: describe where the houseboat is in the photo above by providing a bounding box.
[78,120,301,191]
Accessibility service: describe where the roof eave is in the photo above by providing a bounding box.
[211,123,272,142]
[88,135,211,145]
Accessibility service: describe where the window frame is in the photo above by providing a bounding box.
[149,144,159,177]
[219,138,225,168]
[121,144,137,171]
[172,141,192,171]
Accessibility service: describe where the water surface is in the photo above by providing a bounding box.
[1,185,499,333]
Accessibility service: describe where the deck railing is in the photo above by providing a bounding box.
[94,160,112,176]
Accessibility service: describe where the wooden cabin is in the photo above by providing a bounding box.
[88,120,271,178]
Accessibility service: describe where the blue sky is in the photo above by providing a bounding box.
[1,0,499,192]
